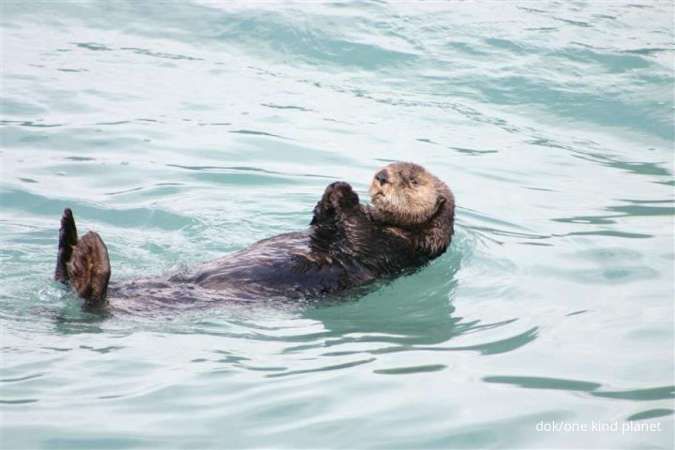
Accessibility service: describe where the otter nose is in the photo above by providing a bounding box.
[375,169,389,185]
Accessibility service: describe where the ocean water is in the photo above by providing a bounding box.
[1,1,673,449]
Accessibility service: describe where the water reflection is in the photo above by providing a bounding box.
[302,245,536,358]
[301,253,462,349]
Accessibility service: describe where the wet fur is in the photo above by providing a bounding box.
[55,163,455,307]
[55,208,111,304]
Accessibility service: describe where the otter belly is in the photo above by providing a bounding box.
[186,231,372,299]
[109,231,374,303]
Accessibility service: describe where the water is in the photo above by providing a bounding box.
[1,1,673,448]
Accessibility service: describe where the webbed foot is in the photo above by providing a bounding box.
[54,208,111,306]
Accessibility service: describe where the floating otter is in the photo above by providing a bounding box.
[54,162,455,307]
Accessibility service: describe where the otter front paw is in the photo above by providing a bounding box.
[311,181,360,225]
[325,181,359,211]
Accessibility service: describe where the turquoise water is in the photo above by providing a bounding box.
[1,1,674,448]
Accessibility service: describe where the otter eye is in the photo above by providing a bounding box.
[410,178,418,186]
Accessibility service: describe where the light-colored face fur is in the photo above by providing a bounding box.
[369,162,442,226]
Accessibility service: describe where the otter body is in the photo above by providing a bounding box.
[55,163,455,307]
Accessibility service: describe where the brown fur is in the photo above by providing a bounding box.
[54,209,111,306]
[67,232,111,303]
[368,162,455,256]
[55,162,455,305]
[369,162,446,226]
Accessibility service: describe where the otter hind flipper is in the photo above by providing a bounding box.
[54,208,78,283]
[54,208,111,305]
[67,231,111,305]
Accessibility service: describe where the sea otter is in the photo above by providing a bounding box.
[54,162,455,307]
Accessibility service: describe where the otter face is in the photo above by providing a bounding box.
[369,162,442,226]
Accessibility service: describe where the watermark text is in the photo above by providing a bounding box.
[536,420,663,434]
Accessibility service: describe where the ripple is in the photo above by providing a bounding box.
[374,364,446,375]
[448,146,499,156]
[57,68,88,73]
[64,156,95,161]
[94,120,132,126]
[483,376,675,402]
[228,129,289,139]
[79,345,125,354]
[411,327,539,356]
[121,47,203,61]
[627,408,674,422]
[0,120,63,128]
[266,358,376,378]
[0,190,199,231]
[593,386,675,401]
[261,103,313,112]
[0,399,39,404]
[215,11,419,70]
[483,375,601,392]
[73,42,112,51]
[0,373,44,383]
[554,17,591,28]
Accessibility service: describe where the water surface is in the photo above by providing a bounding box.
[1,1,673,449]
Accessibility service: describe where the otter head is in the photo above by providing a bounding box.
[369,162,448,227]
